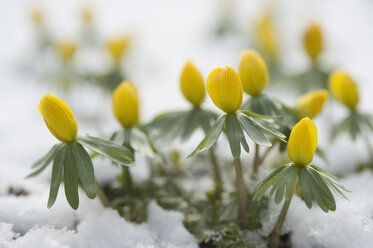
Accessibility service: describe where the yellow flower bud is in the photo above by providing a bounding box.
[329,70,359,110]
[112,81,140,128]
[180,61,205,107]
[30,7,43,27]
[287,117,317,166]
[39,94,78,143]
[303,23,323,60]
[239,50,269,97]
[107,36,130,64]
[81,7,93,26]
[297,89,329,119]
[55,41,77,63]
[207,66,243,114]
[255,14,278,61]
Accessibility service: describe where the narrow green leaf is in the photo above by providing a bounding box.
[252,164,291,201]
[180,109,201,141]
[225,115,243,158]
[77,135,134,166]
[31,144,61,169]
[72,143,96,199]
[47,145,66,208]
[236,113,271,147]
[130,128,155,158]
[248,116,286,141]
[188,114,226,157]
[298,168,313,209]
[64,144,79,210]
[27,144,62,178]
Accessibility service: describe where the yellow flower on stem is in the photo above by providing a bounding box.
[112,81,140,128]
[56,41,77,63]
[239,50,269,97]
[180,61,205,107]
[81,6,93,26]
[297,89,329,119]
[207,66,243,114]
[30,7,43,28]
[287,117,317,166]
[107,36,130,65]
[255,13,278,61]
[39,94,78,143]
[303,23,323,60]
[329,70,359,110]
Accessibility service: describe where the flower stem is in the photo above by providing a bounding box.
[234,157,249,229]
[362,130,373,170]
[209,149,223,189]
[251,144,260,179]
[268,183,296,248]
[96,181,110,207]
[121,167,133,192]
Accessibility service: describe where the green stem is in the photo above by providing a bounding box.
[268,183,296,248]
[362,131,373,170]
[209,149,223,189]
[234,157,249,229]
[121,167,133,192]
[251,144,260,179]
[96,181,110,207]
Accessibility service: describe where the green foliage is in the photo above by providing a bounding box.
[253,163,349,213]
[331,110,373,141]
[147,108,218,144]
[78,134,134,166]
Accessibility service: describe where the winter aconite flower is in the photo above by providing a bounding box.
[30,7,43,28]
[39,94,78,143]
[180,61,205,107]
[329,70,359,110]
[297,89,329,119]
[113,81,140,128]
[255,13,277,61]
[81,6,93,26]
[107,36,130,65]
[55,41,77,63]
[287,117,317,166]
[239,50,269,97]
[303,23,323,60]
[207,66,243,114]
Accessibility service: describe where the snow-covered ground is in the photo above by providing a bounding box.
[1,0,373,247]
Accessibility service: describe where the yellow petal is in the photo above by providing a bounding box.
[207,66,243,114]
[180,61,205,107]
[112,81,140,128]
[287,117,317,166]
[297,89,329,119]
[55,41,77,63]
[39,94,78,143]
[239,50,269,97]
[303,23,323,60]
[255,13,278,61]
[329,70,359,110]
[107,36,130,64]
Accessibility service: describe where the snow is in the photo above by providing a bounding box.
[1,0,373,247]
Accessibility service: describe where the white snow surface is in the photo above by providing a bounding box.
[1,0,373,247]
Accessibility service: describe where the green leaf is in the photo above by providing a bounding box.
[130,128,155,158]
[64,144,79,210]
[180,109,201,141]
[298,168,313,208]
[315,147,329,164]
[307,167,336,212]
[248,116,286,141]
[72,143,96,199]
[77,135,134,166]
[225,115,244,158]
[27,144,62,178]
[47,145,66,208]
[188,114,226,157]
[252,164,291,201]
[269,165,299,204]
[31,144,61,169]
[236,113,271,147]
